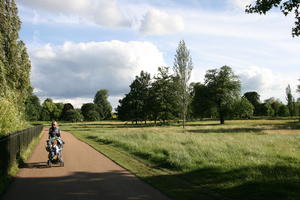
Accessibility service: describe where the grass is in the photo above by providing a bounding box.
[60,120,300,200]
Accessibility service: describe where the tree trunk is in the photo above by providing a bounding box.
[220,112,225,124]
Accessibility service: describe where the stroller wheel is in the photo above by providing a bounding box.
[47,160,52,168]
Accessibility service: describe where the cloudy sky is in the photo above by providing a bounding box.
[16,0,300,109]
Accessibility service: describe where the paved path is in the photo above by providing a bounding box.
[3,129,171,200]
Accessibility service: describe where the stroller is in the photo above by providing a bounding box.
[45,137,64,167]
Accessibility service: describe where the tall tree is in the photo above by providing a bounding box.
[173,40,193,129]
[94,89,112,119]
[204,66,241,124]
[117,71,151,124]
[246,0,300,37]
[150,67,178,124]
[286,84,296,116]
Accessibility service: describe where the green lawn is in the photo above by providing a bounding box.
[60,120,300,200]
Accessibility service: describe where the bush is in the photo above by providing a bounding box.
[0,98,28,136]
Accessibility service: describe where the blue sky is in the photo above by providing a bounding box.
[15,0,300,109]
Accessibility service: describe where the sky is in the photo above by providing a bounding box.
[15,0,300,109]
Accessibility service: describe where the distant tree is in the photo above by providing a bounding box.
[243,91,261,115]
[173,40,193,129]
[204,66,241,124]
[232,97,254,119]
[117,71,151,124]
[94,89,112,119]
[81,103,100,121]
[286,84,296,116]
[40,98,56,121]
[64,109,83,122]
[61,103,74,121]
[246,0,300,37]
[278,104,290,117]
[149,67,178,124]
[191,82,216,119]
[25,94,41,121]
[265,97,283,116]
[53,103,64,120]
[259,102,275,116]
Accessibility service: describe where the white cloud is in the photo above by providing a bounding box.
[16,0,130,27]
[30,40,166,107]
[139,9,185,35]
[237,66,297,102]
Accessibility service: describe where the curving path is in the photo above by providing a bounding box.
[3,129,171,200]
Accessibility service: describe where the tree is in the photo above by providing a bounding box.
[25,94,41,121]
[81,103,100,121]
[204,66,241,124]
[94,89,112,119]
[286,84,296,116]
[259,103,275,116]
[278,104,290,116]
[149,67,178,124]
[265,97,282,116]
[117,71,151,124]
[64,109,83,122]
[246,0,300,37]
[61,103,74,121]
[232,97,254,119]
[191,82,217,119]
[243,91,261,115]
[173,40,193,129]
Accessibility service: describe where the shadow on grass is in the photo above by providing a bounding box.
[144,165,300,200]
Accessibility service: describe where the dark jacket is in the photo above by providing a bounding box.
[48,127,61,139]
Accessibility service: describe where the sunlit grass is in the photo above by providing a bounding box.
[61,120,300,200]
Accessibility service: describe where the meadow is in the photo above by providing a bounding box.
[60,120,300,200]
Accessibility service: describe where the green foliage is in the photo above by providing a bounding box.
[286,84,297,116]
[173,40,193,128]
[243,91,261,115]
[25,94,41,121]
[117,71,151,123]
[246,0,300,37]
[0,0,32,133]
[149,67,179,123]
[278,104,290,117]
[61,103,74,121]
[204,66,241,124]
[94,89,112,119]
[64,109,83,122]
[191,82,217,119]
[81,103,100,121]
[232,97,254,119]
[0,97,28,135]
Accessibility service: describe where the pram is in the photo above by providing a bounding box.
[45,137,64,167]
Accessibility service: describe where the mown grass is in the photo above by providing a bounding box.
[60,120,300,200]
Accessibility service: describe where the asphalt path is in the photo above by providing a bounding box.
[3,129,171,200]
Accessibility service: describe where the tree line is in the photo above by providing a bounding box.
[117,41,300,125]
[25,89,112,122]
[0,0,33,134]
